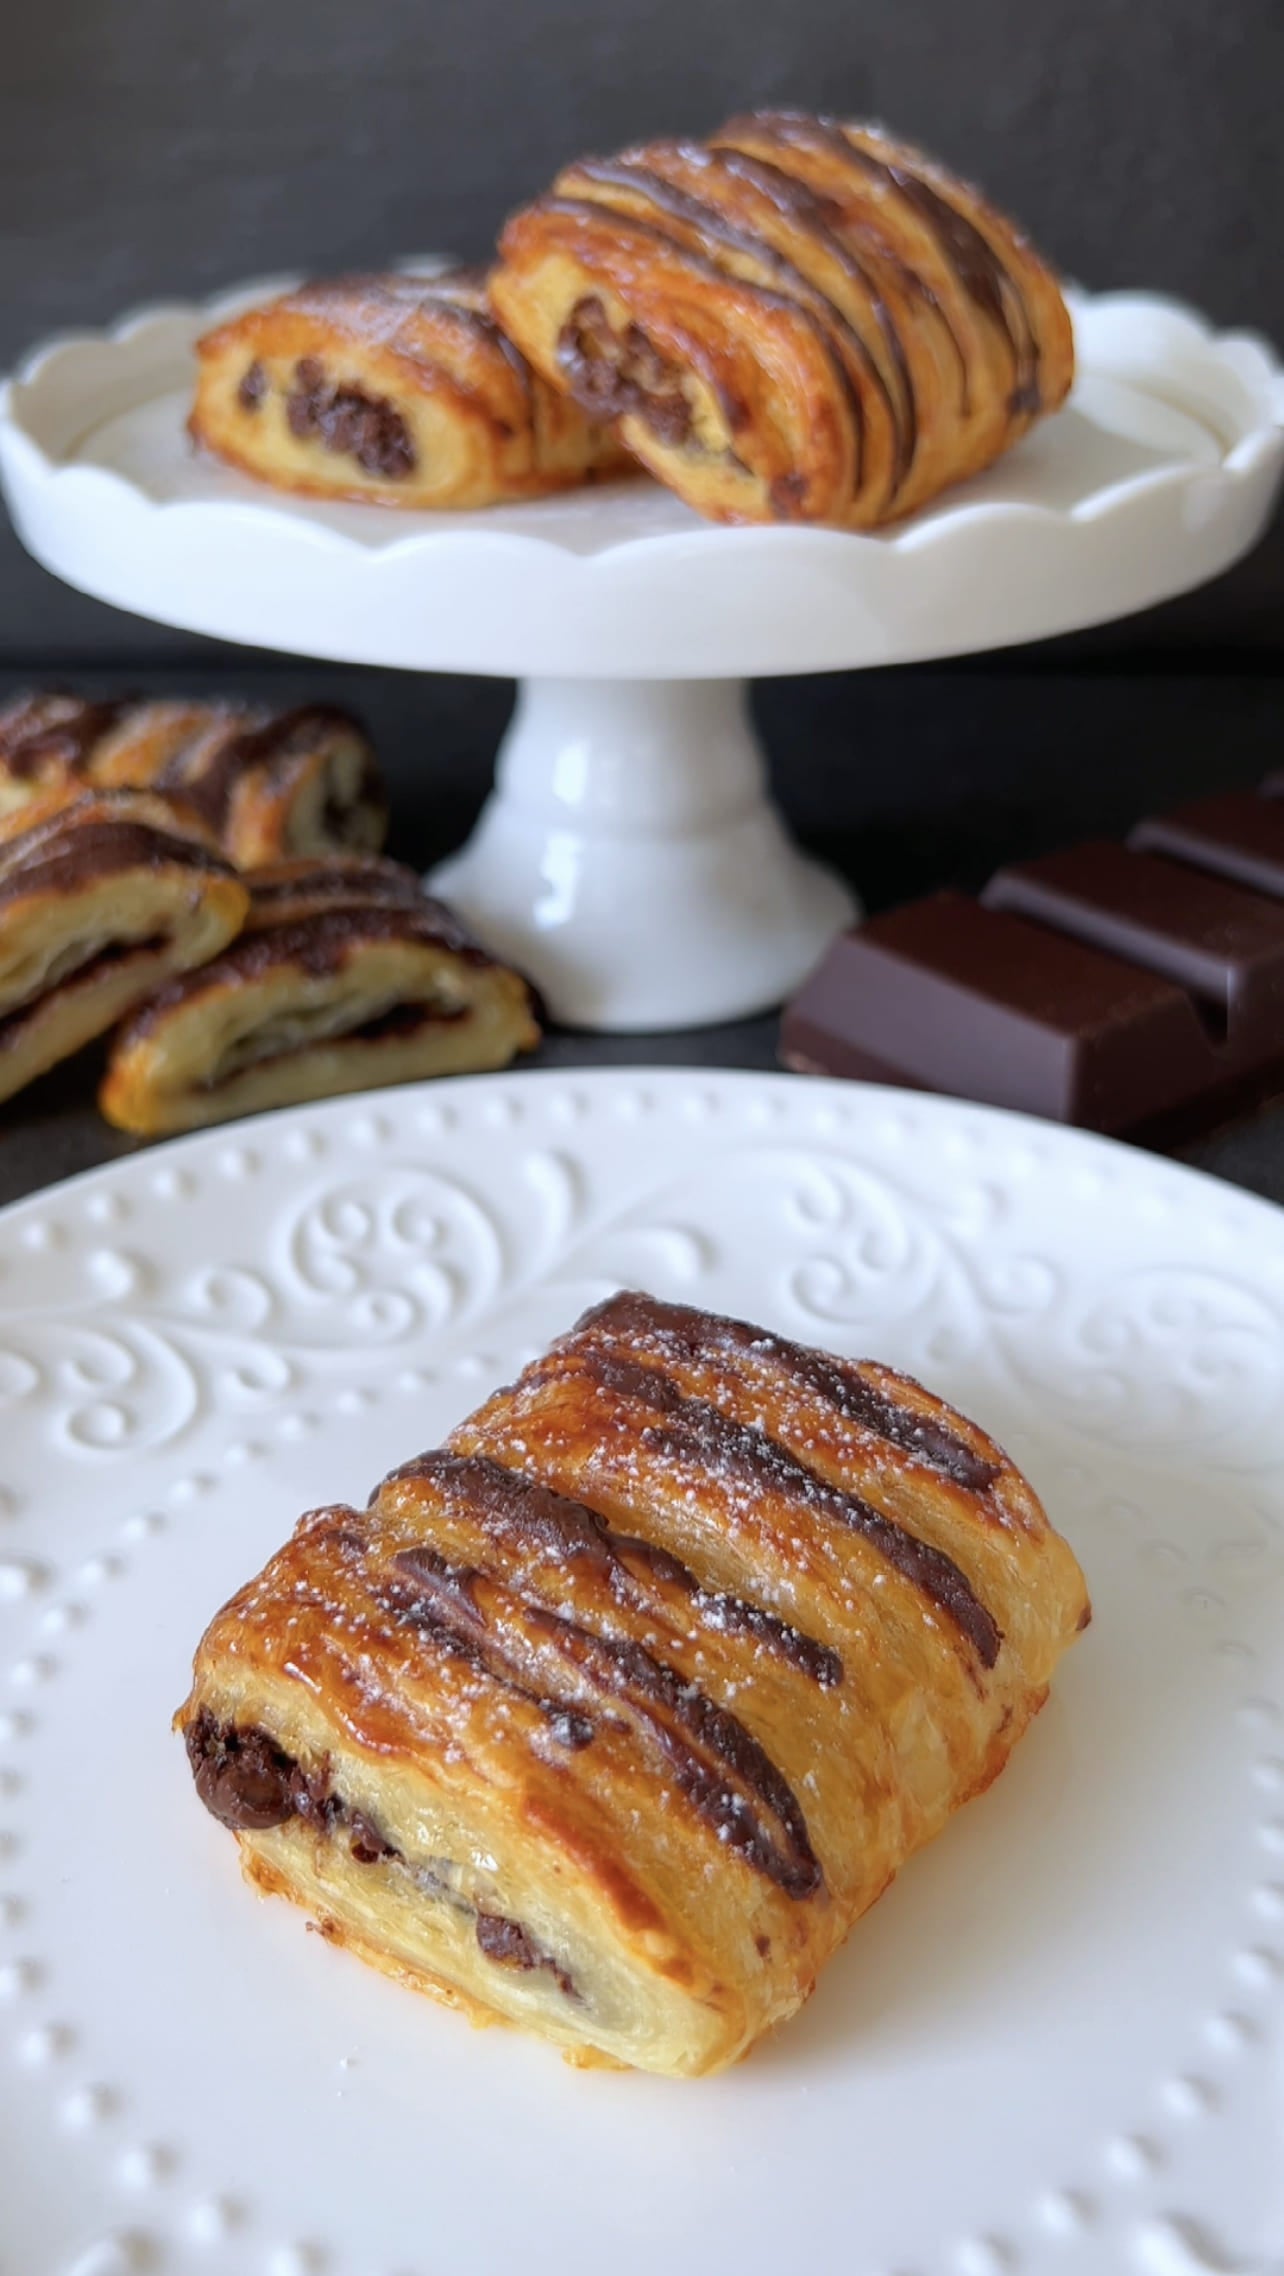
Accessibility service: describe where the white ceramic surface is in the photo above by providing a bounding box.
[2,286,1281,677]
[429,677,859,1027]
[1,1067,1282,2276]
[1,284,1281,1028]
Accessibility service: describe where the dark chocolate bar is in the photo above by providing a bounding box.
[780,775,1284,1141]
[1129,793,1284,901]
[983,842,1284,1033]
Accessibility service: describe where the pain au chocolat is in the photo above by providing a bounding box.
[491,112,1074,527]
[190,268,631,510]
[0,789,249,1106]
[177,1291,1089,2077]
[0,692,386,870]
[100,853,541,1134]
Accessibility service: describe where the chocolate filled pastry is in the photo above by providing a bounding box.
[176,1290,1089,2077]
[100,853,541,1134]
[0,790,250,1106]
[189,268,632,510]
[0,691,387,869]
[491,113,1074,527]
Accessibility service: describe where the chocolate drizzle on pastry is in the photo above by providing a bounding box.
[493,109,1071,529]
[571,149,922,491]
[385,1533,823,1898]
[558,1338,1001,1668]
[154,704,373,835]
[720,111,1040,415]
[378,1449,843,1689]
[0,692,387,869]
[0,812,231,913]
[576,1291,1000,1493]
[0,694,131,782]
[375,1546,600,1753]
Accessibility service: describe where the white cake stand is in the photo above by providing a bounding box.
[2,282,1282,1029]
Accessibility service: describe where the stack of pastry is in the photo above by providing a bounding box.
[0,709,542,1122]
[191,114,1073,528]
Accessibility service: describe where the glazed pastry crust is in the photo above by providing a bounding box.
[177,1291,1089,2077]
[0,790,249,1105]
[490,113,1074,528]
[100,854,541,1134]
[0,693,387,869]
[190,268,632,510]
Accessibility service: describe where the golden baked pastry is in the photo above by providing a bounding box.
[100,853,541,1134]
[0,692,387,868]
[176,1289,1089,2077]
[0,789,249,1106]
[189,268,632,510]
[490,112,1074,527]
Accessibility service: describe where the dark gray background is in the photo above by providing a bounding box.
[2,1,1284,1205]
[3,0,1283,662]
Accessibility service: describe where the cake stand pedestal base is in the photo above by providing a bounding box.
[428,676,858,1031]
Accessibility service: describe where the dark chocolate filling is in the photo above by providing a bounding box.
[557,295,693,446]
[120,903,499,1053]
[285,358,417,480]
[571,151,916,494]
[183,1712,578,1996]
[245,856,424,919]
[474,1908,577,1996]
[197,994,472,1092]
[237,360,267,411]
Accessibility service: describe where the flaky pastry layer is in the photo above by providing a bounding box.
[178,1291,1089,2076]
[100,854,541,1133]
[0,790,249,1104]
[0,693,386,869]
[491,112,1074,528]
[190,268,632,510]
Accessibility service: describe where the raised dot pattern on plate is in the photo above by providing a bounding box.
[0,1071,1282,2276]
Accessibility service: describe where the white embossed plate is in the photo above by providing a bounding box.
[0,1069,1281,2276]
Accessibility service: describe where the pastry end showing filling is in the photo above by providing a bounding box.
[235,355,417,482]
[185,1711,579,2003]
[557,295,694,446]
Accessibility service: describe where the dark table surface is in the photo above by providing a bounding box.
[2,657,1282,1214]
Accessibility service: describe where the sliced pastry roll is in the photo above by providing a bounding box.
[0,691,386,869]
[189,268,632,510]
[0,790,250,1106]
[100,854,541,1133]
[177,1290,1089,2077]
[491,113,1074,527]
